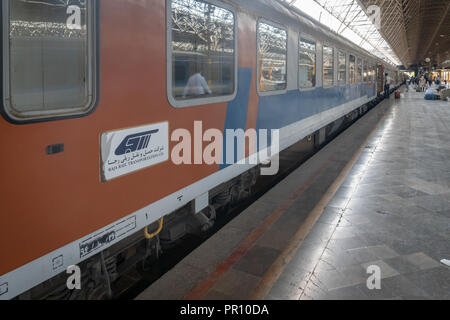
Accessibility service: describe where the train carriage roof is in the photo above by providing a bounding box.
[226,0,397,71]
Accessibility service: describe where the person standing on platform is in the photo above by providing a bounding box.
[384,73,391,98]
[435,76,441,86]
[419,76,426,92]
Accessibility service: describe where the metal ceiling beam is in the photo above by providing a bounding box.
[288,0,450,67]
[359,0,410,65]
[315,0,401,64]
[417,0,450,63]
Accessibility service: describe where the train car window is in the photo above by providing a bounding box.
[3,0,97,122]
[298,37,316,89]
[357,58,363,83]
[338,51,346,86]
[349,55,356,84]
[363,60,369,82]
[323,45,334,87]
[168,0,236,107]
[257,21,287,94]
[371,64,376,82]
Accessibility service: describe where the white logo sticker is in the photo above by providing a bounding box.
[101,122,169,181]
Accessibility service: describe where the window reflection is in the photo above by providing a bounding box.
[8,0,92,116]
[349,55,356,84]
[258,22,287,92]
[299,38,316,88]
[357,58,363,83]
[323,45,334,87]
[363,60,368,82]
[171,0,235,101]
[338,51,346,85]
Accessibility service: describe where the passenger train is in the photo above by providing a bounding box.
[0,0,403,299]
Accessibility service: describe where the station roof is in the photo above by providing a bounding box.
[284,0,450,68]
[360,0,450,68]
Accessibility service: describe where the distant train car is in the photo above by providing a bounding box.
[0,0,400,300]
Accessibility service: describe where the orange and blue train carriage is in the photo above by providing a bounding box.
[0,0,401,299]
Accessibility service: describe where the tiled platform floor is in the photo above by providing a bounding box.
[268,91,450,300]
[137,91,450,301]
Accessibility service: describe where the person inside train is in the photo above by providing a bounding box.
[183,66,212,99]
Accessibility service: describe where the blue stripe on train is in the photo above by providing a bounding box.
[221,68,253,170]
[221,67,376,170]
[256,84,376,132]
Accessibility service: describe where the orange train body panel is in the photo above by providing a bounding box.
[0,0,231,276]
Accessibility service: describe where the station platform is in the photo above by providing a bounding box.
[136,90,450,300]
